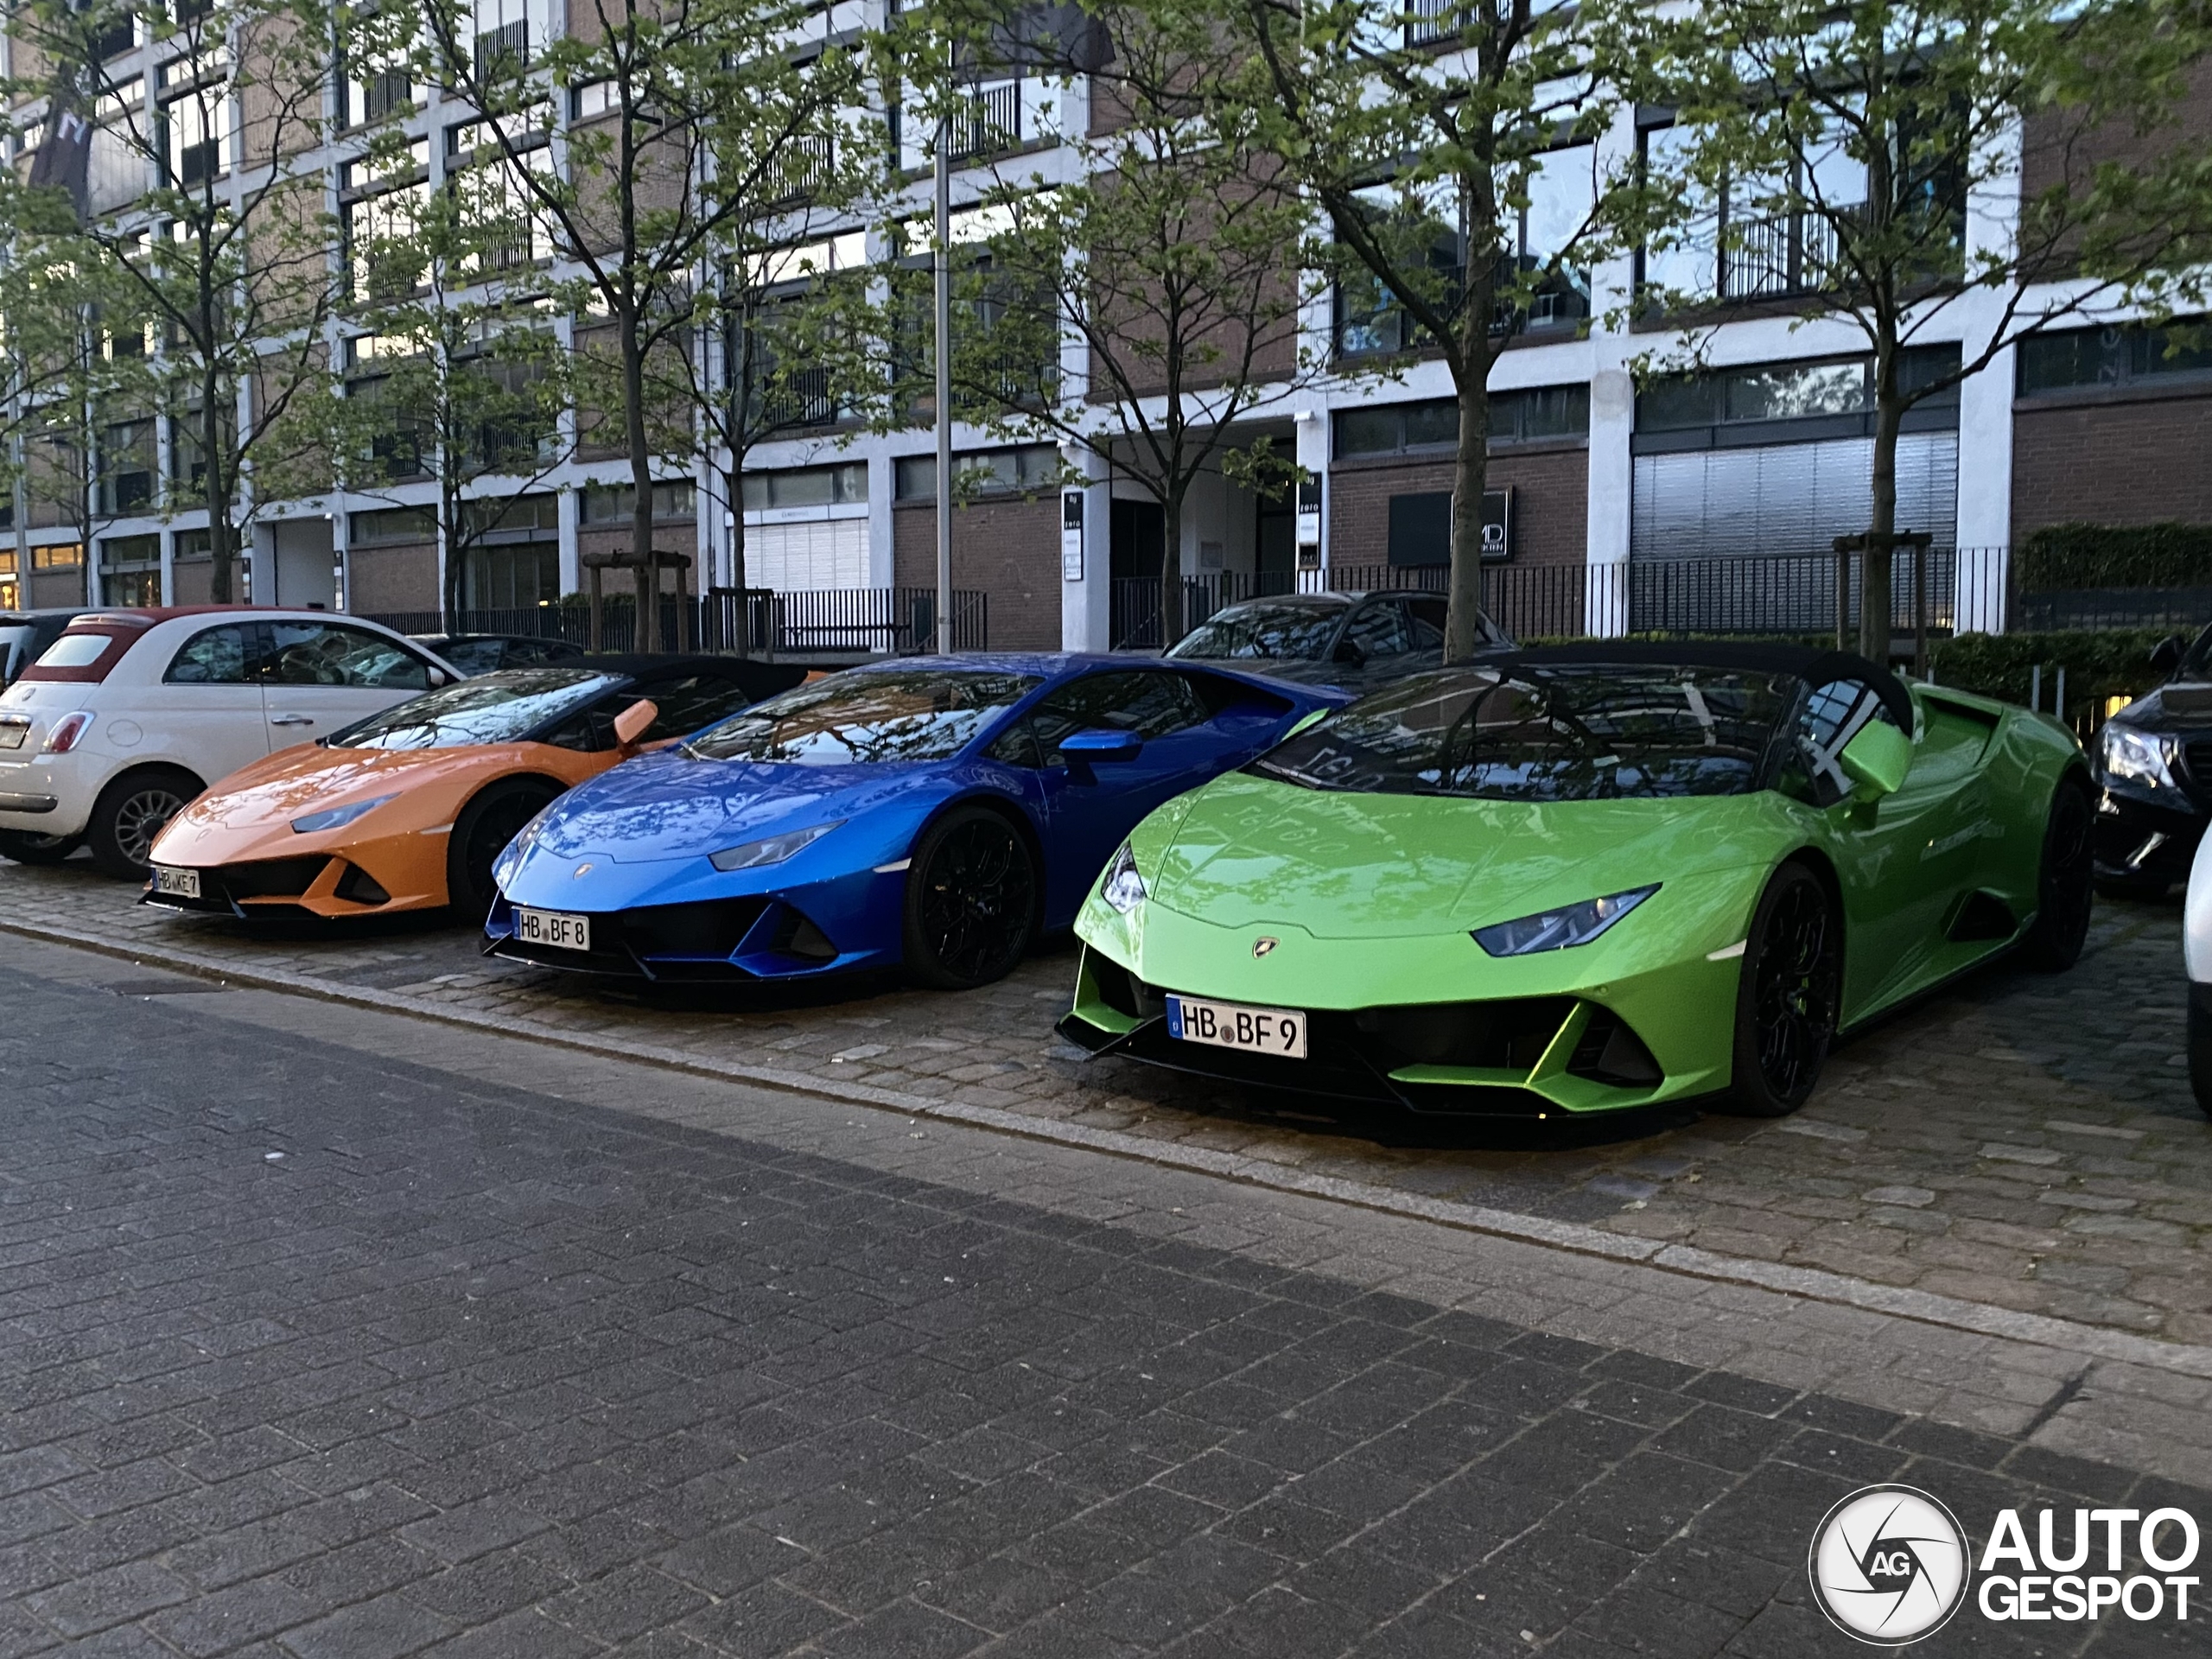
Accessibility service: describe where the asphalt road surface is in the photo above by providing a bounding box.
[0,936,2200,1656]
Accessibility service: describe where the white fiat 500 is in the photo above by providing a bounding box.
[2184,831,2212,1116]
[0,608,461,878]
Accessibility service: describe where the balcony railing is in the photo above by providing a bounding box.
[475,20,528,77]
[1405,0,1461,46]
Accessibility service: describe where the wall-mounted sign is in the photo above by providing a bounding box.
[1061,492,1084,582]
[1386,487,1516,565]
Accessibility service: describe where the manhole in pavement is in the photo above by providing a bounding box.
[105,978,232,997]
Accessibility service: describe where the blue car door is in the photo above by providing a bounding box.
[986,669,1241,925]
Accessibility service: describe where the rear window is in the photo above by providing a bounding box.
[20,625,139,684]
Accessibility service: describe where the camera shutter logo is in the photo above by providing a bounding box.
[1808,1484,1971,1645]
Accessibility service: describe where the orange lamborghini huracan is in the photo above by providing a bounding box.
[143,655,804,921]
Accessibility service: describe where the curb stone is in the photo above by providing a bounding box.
[12,911,2212,1382]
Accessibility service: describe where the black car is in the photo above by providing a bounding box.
[410,632,588,675]
[1163,590,1513,694]
[0,607,102,684]
[2093,624,2212,897]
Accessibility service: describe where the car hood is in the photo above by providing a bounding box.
[2110,681,2212,735]
[525,747,947,863]
[1147,771,1789,939]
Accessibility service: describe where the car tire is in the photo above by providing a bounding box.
[0,830,82,866]
[902,804,1039,990]
[1720,861,1841,1118]
[85,766,200,880]
[2021,779,2095,972]
[448,777,561,921]
[2191,995,2212,1119]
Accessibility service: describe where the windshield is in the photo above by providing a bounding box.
[1168,601,1345,662]
[1252,664,1799,801]
[685,670,1043,765]
[329,669,618,749]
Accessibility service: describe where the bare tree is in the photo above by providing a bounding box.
[420,0,865,649]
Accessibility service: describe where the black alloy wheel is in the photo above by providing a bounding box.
[2021,779,2094,971]
[448,778,561,921]
[0,830,82,866]
[1724,862,1840,1116]
[86,767,200,880]
[903,804,1039,990]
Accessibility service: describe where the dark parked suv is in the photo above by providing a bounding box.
[2094,623,2212,897]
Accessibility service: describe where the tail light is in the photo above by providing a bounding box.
[41,712,94,753]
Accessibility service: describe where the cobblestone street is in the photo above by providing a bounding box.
[2,931,2207,1656]
[2,858,2207,1356]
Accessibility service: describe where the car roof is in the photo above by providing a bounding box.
[1206,592,1356,613]
[1497,641,1916,730]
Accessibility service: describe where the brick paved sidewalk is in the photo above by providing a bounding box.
[1,948,2202,1656]
[3,858,2209,1350]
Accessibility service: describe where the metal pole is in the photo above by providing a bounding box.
[933,103,954,656]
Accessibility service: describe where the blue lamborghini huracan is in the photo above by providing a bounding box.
[485,653,1345,988]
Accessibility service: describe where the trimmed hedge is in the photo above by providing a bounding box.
[1927,629,2181,721]
[2017,523,2212,593]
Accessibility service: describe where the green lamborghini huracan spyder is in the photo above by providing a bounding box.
[1058,643,2092,1118]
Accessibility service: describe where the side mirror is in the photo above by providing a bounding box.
[1059,726,1143,763]
[1839,721,1911,800]
[1332,639,1367,666]
[613,698,659,751]
[2152,636,2185,675]
[426,667,450,688]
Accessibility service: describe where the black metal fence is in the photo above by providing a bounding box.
[1110,548,2017,652]
[365,587,989,657]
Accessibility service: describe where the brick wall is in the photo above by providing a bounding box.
[1328,444,1588,569]
[2012,389,2212,539]
[28,569,86,608]
[343,543,437,613]
[893,496,1060,650]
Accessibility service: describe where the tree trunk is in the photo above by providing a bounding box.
[441,474,463,635]
[725,460,750,659]
[1446,365,1493,664]
[1859,366,1902,667]
[621,309,656,653]
[203,374,232,604]
[1160,488,1184,646]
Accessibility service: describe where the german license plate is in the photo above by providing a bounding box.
[0,720,27,751]
[1165,995,1307,1059]
[150,865,200,899]
[515,906,590,951]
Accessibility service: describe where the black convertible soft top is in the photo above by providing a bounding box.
[1496,640,1915,733]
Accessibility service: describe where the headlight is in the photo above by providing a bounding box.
[1100,841,1147,913]
[290,793,397,834]
[709,820,841,872]
[2100,722,2177,792]
[1473,885,1658,957]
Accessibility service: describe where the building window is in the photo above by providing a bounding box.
[346,65,417,129]
[1333,387,1590,461]
[463,542,558,609]
[344,181,430,304]
[582,481,696,524]
[32,543,85,570]
[1637,119,1956,306]
[99,419,156,515]
[349,507,436,545]
[100,534,162,606]
[463,493,560,537]
[1636,349,1959,448]
[741,462,868,512]
[894,445,1062,500]
[1334,150,1593,359]
[160,77,230,186]
[2017,320,2212,396]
